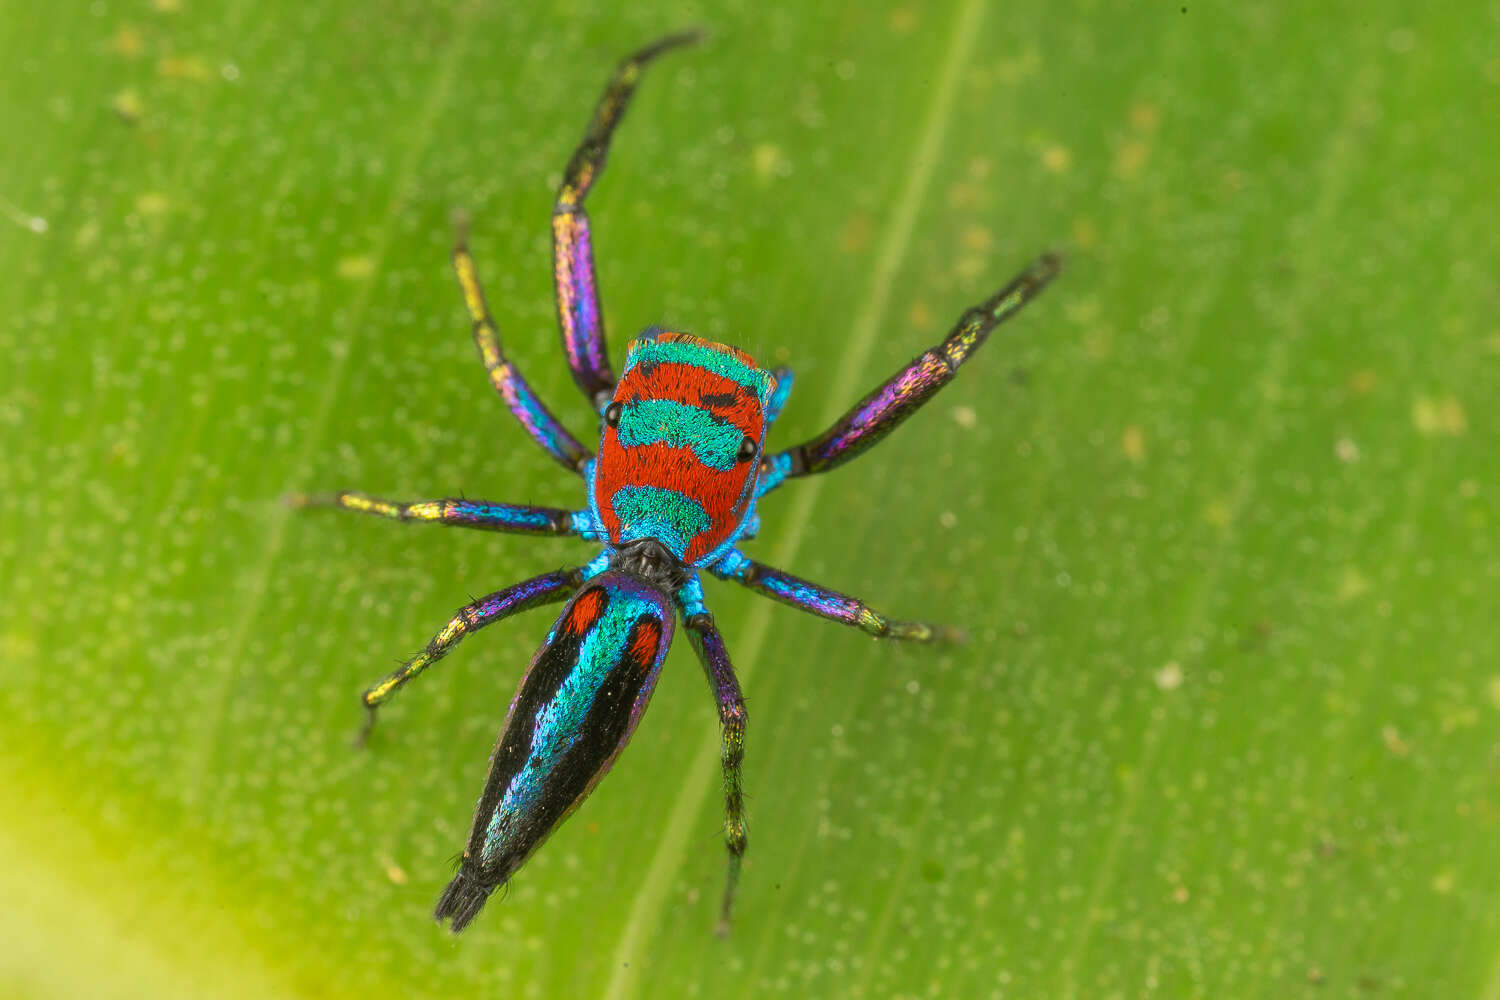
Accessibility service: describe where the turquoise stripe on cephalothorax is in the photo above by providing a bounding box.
[617,398,744,470]
[610,484,711,559]
[623,333,775,405]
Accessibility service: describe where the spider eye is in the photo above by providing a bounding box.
[604,401,623,428]
[737,435,758,463]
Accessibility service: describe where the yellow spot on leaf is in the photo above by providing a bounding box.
[1412,393,1466,435]
[751,143,788,183]
[1348,369,1378,394]
[1334,437,1360,463]
[994,47,1040,84]
[1082,325,1114,360]
[1114,139,1150,179]
[839,212,873,254]
[1040,143,1072,173]
[951,405,977,429]
[946,182,986,212]
[1130,101,1161,133]
[907,299,934,332]
[888,8,917,33]
[1065,297,1100,326]
[1337,567,1369,601]
[961,224,993,252]
[1,630,38,662]
[135,192,169,216]
[112,89,145,124]
[1121,425,1146,463]
[158,54,213,81]
[956,254,986,280]
[112,24,145,57]
[1072,216,1098,250]
[1486,677,1500,710]
[337,255,376,280]
[1382,724,1410,757]
[1203,499,1232,527]
[74,220,100,249]
[1431,869,1456,894]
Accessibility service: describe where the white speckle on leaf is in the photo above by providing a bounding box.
[1154,662,1184,691]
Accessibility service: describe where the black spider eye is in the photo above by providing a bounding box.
[737,435,758,463]
[604,401,623,428]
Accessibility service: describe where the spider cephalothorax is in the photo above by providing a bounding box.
[296,32,1057,936]
[592,330,776,566]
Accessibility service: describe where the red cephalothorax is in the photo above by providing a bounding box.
[591,330,776,565]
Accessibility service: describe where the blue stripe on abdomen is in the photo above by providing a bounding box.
[478,577,672,868]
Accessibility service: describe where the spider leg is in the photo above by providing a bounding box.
[764,366,794,426]
[758,253,1059,496]
[288,491,602,540]
[357,568,582,744]
[454,236,592,474]
[554,30,702,410]
[681,607,748,937]
[751,368,796,497]
[712,553,963,642]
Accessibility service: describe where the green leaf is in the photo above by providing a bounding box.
[3,1,1495,997]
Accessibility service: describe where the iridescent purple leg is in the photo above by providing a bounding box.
[554,31,701,410]
[288,491,601,540]
[682,610,748,937]
[455,236,592,474]
[712,553,962,642]
[357,569,583,743]
[759,253,1060,494]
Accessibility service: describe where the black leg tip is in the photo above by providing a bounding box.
[434,868,494,934]
[934,624,968,644]
[353,702,379,749]
[451,210,472,250]
[635,28,707,62]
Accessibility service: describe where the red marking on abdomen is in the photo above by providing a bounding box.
[626,619,663,672]
[564,588,608,638]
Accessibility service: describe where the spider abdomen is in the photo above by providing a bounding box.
[435,572,674,932]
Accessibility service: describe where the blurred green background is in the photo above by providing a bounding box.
[2,1,1494,997]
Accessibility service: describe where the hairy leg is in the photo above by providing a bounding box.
[553,31,702,409]
[759,253,1059,495]
[357,568,582,743]
[682,609,749,936]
